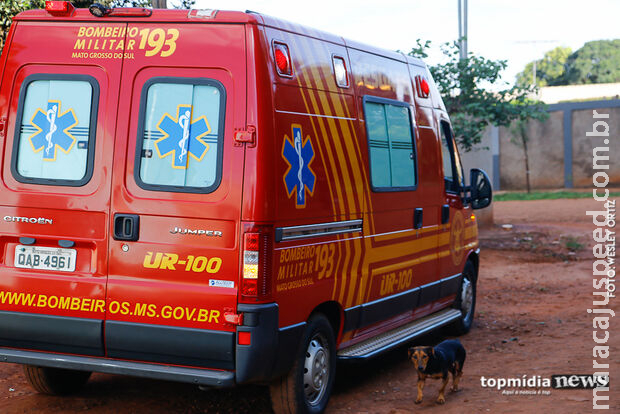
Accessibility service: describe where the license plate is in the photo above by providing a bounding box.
[14,245,76,272]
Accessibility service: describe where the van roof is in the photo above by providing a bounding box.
[14,7,426,67]
[15,8,259,23]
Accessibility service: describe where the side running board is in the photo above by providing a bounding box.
[337,308,462,360]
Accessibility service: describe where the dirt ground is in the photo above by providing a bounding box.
[1,198,618,413]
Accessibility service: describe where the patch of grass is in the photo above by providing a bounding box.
[564,236,584,252]
[495,191,620,201]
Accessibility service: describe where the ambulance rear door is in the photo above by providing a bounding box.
[0,18,125,356]
[106,19,247,369]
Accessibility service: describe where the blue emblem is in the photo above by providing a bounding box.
[283,125,316,208]
[155,105,211,169]
[29,100,78,161]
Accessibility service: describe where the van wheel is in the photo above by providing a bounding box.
[23,365,91,395]
[450,260,477,335]
[270,314,336,414]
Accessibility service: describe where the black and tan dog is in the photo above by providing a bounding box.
[408,339,466,404]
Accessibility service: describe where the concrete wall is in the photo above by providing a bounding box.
[571,107,620,187]
[537,82,620,104]
[459,127,494,227]
[499,111,565,190]
[460,125,494,183]
[459,99,620,192]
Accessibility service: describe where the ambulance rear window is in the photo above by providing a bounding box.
[135,78,225,193]
[364,98,417,191]
[11,75,99,186]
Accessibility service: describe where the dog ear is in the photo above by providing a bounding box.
[430,348,435,357]
[407,347,414,359]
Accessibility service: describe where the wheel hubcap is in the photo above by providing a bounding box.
[461,277,473,320]
[303,336,329,406]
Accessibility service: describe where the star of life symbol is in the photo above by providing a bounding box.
[283,125,316,208]
[29,100,78,161]
[155,105,211,169]
[450,210,465,265]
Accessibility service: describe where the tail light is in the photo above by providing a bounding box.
[241,227,273,301]
[45,1,74,15]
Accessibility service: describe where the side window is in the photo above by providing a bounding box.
[135,78,225,193]
[12,75,99,186]
[440,123,454,183]
[440,120,464,192]
[364,98,417,190]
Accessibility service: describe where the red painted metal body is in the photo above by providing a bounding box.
[0,7,480,385]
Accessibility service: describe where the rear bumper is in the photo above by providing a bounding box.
[236,303,305,383]
[0,347,235,387]
[0,303,305,386]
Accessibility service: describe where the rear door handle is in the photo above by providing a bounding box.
[441,204,450,224]
[113,214,140,241]
[413,208,423,230]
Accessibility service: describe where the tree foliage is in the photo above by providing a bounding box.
[515,46,572,87]
[170,0,195,8]
[563,40,620,84]
[0,1,43,49]
[408,40,548,152]
[516,40,620,86]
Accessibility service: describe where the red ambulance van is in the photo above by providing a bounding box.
[0,3,492,413]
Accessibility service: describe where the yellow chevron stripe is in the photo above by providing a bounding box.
[290,34,354,302]
[371,251,440,276]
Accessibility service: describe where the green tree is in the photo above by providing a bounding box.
[509,120,532,193]
[515,46,572,87]
[562,39,620,84]
[1,1,43,50]
[170,0,195,8]
[408,39,548,152]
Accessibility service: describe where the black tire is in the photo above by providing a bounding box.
[23,365,91,395]
[450,260,477,335]
[270,314,336,414]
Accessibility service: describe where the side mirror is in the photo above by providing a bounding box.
[469,168,492,210]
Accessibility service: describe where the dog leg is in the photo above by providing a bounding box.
[437,375,449,404]
[415,374,426,404]
[451,362,462,392]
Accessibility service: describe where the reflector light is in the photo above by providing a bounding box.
[273,42,292,77]
[238,331,251,346]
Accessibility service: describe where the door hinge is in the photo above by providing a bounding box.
[233,125,256,147]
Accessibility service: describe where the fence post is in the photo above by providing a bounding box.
[491,125,500,191]
[563,109,573,188]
